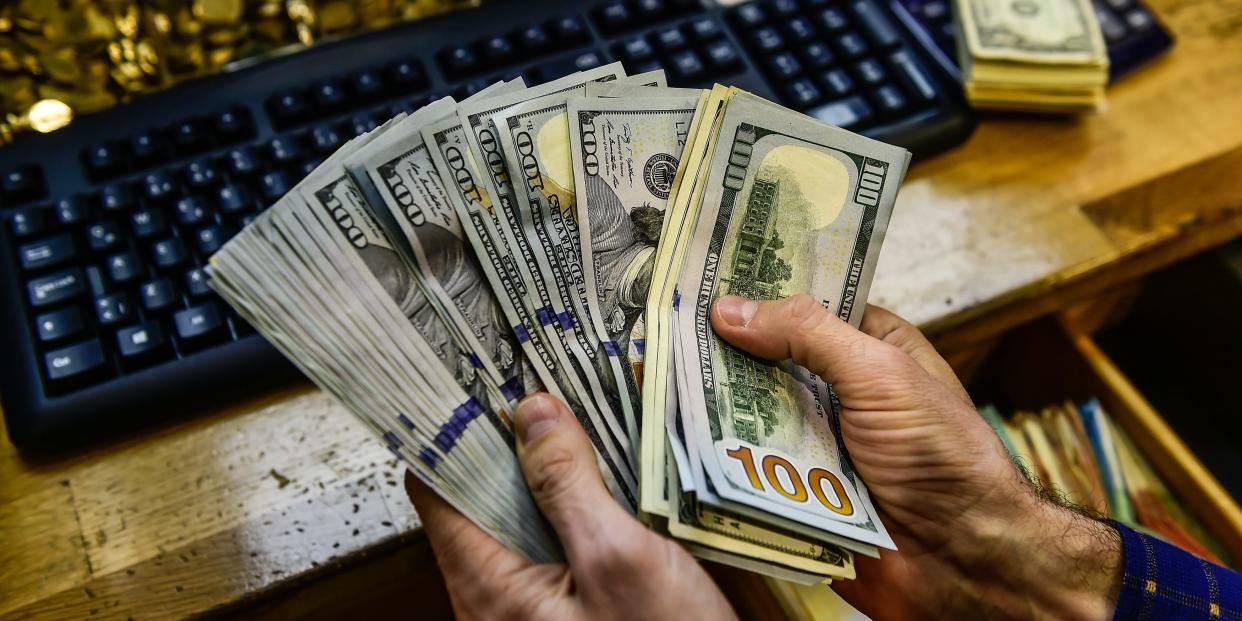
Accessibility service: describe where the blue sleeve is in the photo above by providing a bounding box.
[1113,522,1242,620]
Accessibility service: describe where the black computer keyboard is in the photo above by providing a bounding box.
[894,0,1174,82]
[0,0,975,456]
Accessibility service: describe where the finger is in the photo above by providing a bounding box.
[404,470,529,589]
[513,393,649,569]
[859,304,970,404]
[711,294,888,385]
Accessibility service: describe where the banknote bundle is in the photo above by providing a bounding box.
[209,63,910,584]
[951,0,1109,112]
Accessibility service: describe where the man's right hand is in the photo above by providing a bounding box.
[711,295,1122,621]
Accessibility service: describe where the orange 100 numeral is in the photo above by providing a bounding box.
[724,446,855,517]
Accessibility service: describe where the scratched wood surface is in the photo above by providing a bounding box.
[3,0,1242,618]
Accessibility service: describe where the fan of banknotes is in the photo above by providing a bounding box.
[951,0,1109,112]
[209,63,910,585]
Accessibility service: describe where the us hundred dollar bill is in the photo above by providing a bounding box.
[567,94,700,386]
[956,0,1107,63]
[675,93,909,551]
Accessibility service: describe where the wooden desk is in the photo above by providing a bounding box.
[4,0,1241,617]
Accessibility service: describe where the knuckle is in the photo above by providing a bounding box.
[782,294,824,332]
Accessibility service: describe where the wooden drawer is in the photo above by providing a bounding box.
[978,314,1242,563]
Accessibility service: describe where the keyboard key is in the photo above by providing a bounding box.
[820,68,855,96]
[752,27,785,52]
[349,111,380,136]
[785,16,817,42]
[310,123,343,152]
[768,0,799,16]
[28,268,85,307]
[171,118,210,154]
[818,7,848,31]
[386,58,427,89]
[349,70,385,99]
[669,49,706,80]
[874,83,907,113]
[140,278,179,311]
[734,4,768,27]
[550,16,589,44]
[785,78,824,108]
[768,52,804,79]
[100,182,136,212]
[152,238,190,270]
[653,27,688,51]
[83,142,127,179]
[9,207,49,238]
[687,16,722,41]
[482,35,514,61]
[130,130,168,164]
[19,233,77,271]
[704,40,743,73]
[54,195,91,227]
[1096,8,1127,42]
[117,322,170,366]
[920,1,949,20]
[808,95,873,128]
[441,45,479,75]
[851,1,901,48]
[174,303,227,347]
[87,222,124,252]
[130,209,168,239]
[213,106,254,141]
[226,146,260,177]
[517,24,551,50]
[185,267,212,297]
[2,162,46,203]
[312,80,348,111]
[259,171,292,202]
[619,37,655,61]
[634,0,666,18]
[595,2,633,33]
[44,339,110,387]
[173,194,212,227]
[855,58,887,84]
[269,134,303,165]
[195,226,228,256]
[217,184,254,215]
[267,91,307,126]
[95,292,133,326]
[184,158,220,189]
[838,31,869,57]
[85,265,108,297]
[141,171,178,203]
[1124,8,1153,31]
[575,51,605,71]
[35,307,85,343]
[890,50,938,102]
[802,41,836,68]
[106,251,144,285]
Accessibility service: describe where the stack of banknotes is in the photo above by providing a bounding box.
[951,0,1109,112]
[209,63,909,585]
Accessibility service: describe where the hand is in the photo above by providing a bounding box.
[712,295,1122,621]
[405,393,737,621]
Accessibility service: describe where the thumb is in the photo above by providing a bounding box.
[513,393,645,568]
[711,294,892,386]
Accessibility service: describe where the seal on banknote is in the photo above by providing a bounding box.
[643,153,678,200]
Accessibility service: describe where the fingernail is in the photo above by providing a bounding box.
[515,394,560,444]
[715,296,759,328]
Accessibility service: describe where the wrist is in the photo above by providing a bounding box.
[945,473,1123,619]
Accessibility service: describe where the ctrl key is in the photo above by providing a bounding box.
[174,303,227,349]
[44,339,111,390]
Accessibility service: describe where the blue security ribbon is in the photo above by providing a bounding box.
[557,312,575,330]
[500,376,525,401]
[468,352,484,368]
[672,288,681,311]
[633,339,645,354]
[536,306,556,326]
[602,341,620,356]
[397,413,416,430]
[513,323,531,342]
[418,447,440,469]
